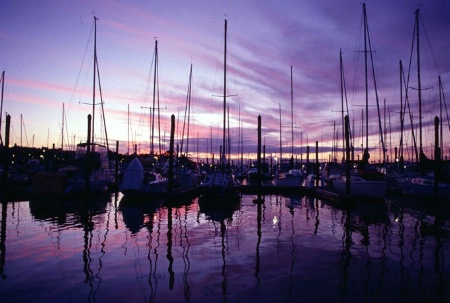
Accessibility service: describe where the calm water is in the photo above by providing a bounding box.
[0,192,449,303]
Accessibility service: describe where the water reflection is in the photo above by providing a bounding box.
[386,194,450,302]
[166,205,175,290]
[119,196,161,234]
[198,194,241,302]
[198,194,241,222]
[1,193,450,302]
[177,205,192,301]
[1,202,7,280]
[254,197,263,285]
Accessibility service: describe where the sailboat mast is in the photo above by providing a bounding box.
[61,103,64,151]
[340,49,345,161]
[363,3,369,152]
[227,105,230,161]
[181,64,193,155]
[239,102,243,169]
[151,39,158,154]
[399,61,404,160]
[384,99,387,160]
[92,16,98,150]
[210,126,213,164]
[241,119,244,169]
[279,103,282,164]
[187,64,192,155]
[333,120,336,160]
[0,71,4,145]
[290,65,294,158]
[127,104,130,155]
[222,19,227,165]
[439,76,443,157]
[416,9,423,156]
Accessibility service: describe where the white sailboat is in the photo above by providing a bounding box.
[396,10,450,198]
[120,39,168,198]
[120,157,167,197]
[176,64,201,188]
[200,19,239,200]
[32,17,114,195]
[333,4,386,199]
[273,67,303,187]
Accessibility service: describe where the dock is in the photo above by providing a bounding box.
[314,186,385,206]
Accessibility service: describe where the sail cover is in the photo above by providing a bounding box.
[122,158,144,191]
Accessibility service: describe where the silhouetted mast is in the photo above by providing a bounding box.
[0,71,4,145]
[222,19,227,165]
[91,16,98,150]
[415,9,424,158]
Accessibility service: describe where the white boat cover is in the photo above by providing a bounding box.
[122,158,144,191]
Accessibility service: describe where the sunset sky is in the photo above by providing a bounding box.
[1,0,449,162]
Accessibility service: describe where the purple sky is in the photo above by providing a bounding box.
[1,0,450,162]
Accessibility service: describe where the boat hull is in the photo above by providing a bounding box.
[333,177,386,199]
[273,169,304,187]
[398,177,450,197]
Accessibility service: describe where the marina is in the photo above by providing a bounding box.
[2,2,450,302]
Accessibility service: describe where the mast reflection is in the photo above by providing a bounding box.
[1,202,7,280]
[198,194,240,302]
[166,205,175,290]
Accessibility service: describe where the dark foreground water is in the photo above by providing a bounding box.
[0,192,449,303]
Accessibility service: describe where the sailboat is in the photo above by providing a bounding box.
[32,17,114,196]
[200,19,240,200]
[120,39,168,198]
[332,4,386,199]
[323,50,348,188]
[176,64,201,188]
[397,10,450,197]
[273,69,303,187]
[120,156,168,198]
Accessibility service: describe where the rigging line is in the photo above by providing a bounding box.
[96,57,109,151]
[344,72,353,145]
[186,67,192,156]
[63,107,72,150]
[226,30,239,102]
[419,13,441,76]
[181,65,193,155]
[180,86,188,154]
[137,45,156,143]
[443,83,450,135]
[366,12,386,161]
[402,65,413,141]
[70,19,95,113]
[70,19,96,143]
[404,18,419,161]
[157,58,162,155]
[22,116,29,147]
[404,93,419,163]
[350,7,365,108]
[341,52,353,148]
